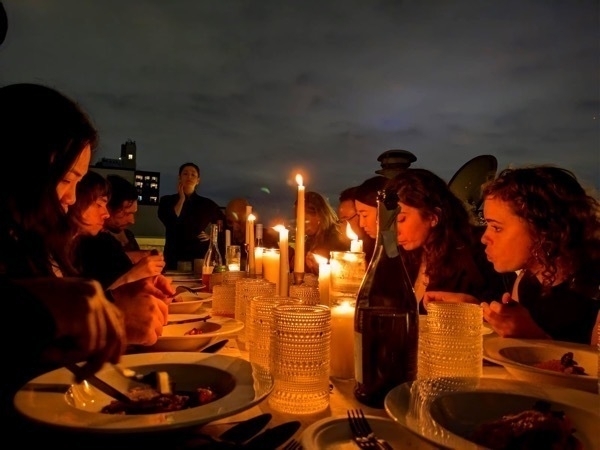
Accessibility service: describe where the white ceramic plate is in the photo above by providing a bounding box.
[14,352,273,433]
[146,316,244,352]
[483,337,598,393]
[385,378,599,450]
[300,415,442,450]
[169,292,212,314]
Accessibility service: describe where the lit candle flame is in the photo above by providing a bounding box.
[248,213,256,221]
[314,254,328,265]
[273,224,286,233]
[295,173,303,187]
[345,222,358,240]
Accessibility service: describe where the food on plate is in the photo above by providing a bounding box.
[184,327,205,335]
[100,386,218,415]
[470,400,582,450]
[533,352,587,375]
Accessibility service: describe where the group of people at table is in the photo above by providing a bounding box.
[1,83,599,440]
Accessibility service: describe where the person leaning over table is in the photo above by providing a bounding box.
[387,168,504,314]
[1,276,127,431]
[291,191,350,275]
[72,173,169,292]
[338,185,375,264]
[158,162,225,270]
[424,165,600,345]
[0,82,171,347]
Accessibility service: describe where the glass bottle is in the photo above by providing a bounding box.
[254,223,265,277]
[353,189,419,408]
[255,223,264,247]
[202,223,226,290]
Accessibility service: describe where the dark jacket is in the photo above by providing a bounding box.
[158,192,224,270]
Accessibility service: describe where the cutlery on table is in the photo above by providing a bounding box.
[191,413,273,448]
[112,364,172,393]
[65,363,133,404]
[244,420,301,450]
[347,409,394,450]
[175,285,203,295]
[282,438,303,450]
[200,339,229,354]
[166,314,211,325]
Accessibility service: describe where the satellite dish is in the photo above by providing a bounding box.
[0,2,6,47]
[448,155,498,223]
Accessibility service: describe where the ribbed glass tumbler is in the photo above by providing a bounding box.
[235,278,276,349]
[288,284,321,306]
[268,304,331,414]
[211,283,236,317]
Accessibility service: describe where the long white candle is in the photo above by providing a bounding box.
[247,213,256,275]
[330,300,355,379]
[294,174,305,274]
[274,225,289,296]
[245,205,253,244]
[262,248,280,293]
[315,255,331,306]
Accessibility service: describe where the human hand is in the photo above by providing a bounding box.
[177,181,185,199]
[111,279,169,346]
[482,293,548,339]
[197,231,210,242]
[126,255,165,282]
[20,278,126,379]
[422,291,478,310]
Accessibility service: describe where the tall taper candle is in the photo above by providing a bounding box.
[294,174,305,277]
[274,225,289,296]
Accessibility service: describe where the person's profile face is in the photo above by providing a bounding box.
[80,196,110,236]
[355,200,377,239]
[56,145,91,213]
[395,202,435,251]
[106,200,138,231]
[338,199,360,235]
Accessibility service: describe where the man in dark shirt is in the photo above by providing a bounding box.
[158,162,225,270]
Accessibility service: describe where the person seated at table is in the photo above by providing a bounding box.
[424,165,600,345]
[0,82,170,347]
[292,191,350,275]
[338,185,375,263]
[354,176,389,241]
[1,276,127,433]
[387,168,503,313]
[73,173,169,291]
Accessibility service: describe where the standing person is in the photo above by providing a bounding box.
[158,162,225,270]
[425,166,600,345]
[0,82,170,348]
[74,173,167,291]
[387,168,503,313]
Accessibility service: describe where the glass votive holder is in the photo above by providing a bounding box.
[211,283,236,317]
[329,251,366,305]
[289,284,321,306]
[226,245,242,271]
[268,304,332,414]
[330,298,355,380]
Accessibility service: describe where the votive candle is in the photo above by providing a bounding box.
[330,300,355,379]
[262,248,280,293]
[254,247,264,276]
[315,254,331,306]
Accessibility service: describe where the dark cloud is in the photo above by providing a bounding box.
[1,0,598,223]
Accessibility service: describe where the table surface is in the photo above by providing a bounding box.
[14,309,512,449]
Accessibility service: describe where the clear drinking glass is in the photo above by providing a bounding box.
[211,283,237,317]
[226,245,242,271]
[234,279,276,348]
[268,304,331,414]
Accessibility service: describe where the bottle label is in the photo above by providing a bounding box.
[354,331,363,383]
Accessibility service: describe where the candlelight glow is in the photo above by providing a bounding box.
[295,174,303,187]
[345,222,358,240]
[273,224,286,233]
[314,254,327,265]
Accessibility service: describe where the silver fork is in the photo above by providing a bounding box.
[282,439,303,450]
[347,409,394,450]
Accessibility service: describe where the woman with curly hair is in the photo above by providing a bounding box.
[387,168,502,313]
[425,165,600,344]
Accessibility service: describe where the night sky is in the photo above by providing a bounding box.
[1,0,598,224]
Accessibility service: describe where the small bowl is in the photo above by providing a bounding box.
[148,316,244,352]
[483,337,598,393]
[169,291,212,314]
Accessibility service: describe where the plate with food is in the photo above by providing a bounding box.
[14,352,273,433]
[385,378,599,450]
[483,337,598,393]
